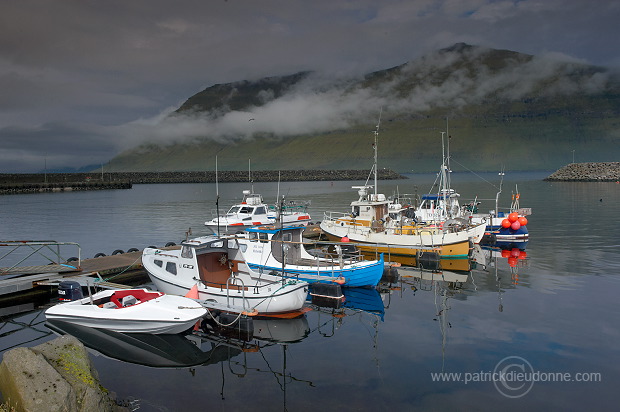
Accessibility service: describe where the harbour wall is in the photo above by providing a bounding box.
[544,162,620,182]
[0,181,131,195]
[0,169,406,195]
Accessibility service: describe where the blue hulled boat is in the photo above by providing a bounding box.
[235,226,385,287]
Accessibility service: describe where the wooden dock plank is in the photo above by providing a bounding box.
[78,251,143,276]
[1,264,79,276]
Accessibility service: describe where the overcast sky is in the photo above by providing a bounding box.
[0,0,618,173]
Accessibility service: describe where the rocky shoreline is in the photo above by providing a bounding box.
[544,162,620,182]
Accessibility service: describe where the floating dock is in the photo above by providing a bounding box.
[0,249,151,297]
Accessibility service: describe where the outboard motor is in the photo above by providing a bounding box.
[57,280,83,301]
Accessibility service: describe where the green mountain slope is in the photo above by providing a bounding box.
[109,43,620,173]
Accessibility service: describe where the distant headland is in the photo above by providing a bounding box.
[544,162,620,182]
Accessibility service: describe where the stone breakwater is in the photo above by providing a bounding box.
[0,181,131,195]
[544,162,620,182]
[0,169,405,186]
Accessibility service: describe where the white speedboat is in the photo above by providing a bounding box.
[235,225,385,287]
[205,189,311,234]
[44,288,207,334]
[142,236,309,316]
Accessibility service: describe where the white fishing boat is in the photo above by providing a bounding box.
[468,182,531,243]
[142,236,309,316]
[407,131,486,244]
[235,225,385,287]
[413,131,530,244]
[320,116,484,263]
[44,288,207,334]
[205,189,311,234]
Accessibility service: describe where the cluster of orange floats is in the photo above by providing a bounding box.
[501,212,528,231]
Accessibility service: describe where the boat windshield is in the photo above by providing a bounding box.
[239,206,254,214]
[228,206,241,214]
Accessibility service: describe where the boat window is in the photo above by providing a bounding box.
[154,259,163,267]
[255,206,266,215]
[229,206,241,213]
[352,206,360,217]
[181,246,193,259]
[259,232,268,243]
[239,244,247,253]
[165,262,177,275]
[240,206,253,214]
[283,233,292,242]
[227,239,238,249]
[209,240,224,249]
[249,232,258,242]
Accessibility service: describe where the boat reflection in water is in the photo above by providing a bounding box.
[362,247,473,273]
[46,320,218,368]
[46,314,311,369]
[470,241,529,313]
[471,241,529,286]
[393,266,469,369]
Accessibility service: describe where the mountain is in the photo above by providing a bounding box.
[108,43,620,173]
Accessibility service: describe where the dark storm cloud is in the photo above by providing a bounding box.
[0,0,617,172]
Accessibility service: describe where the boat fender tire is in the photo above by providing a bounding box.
[127,248,140,253]
[94,252,106,258]
[112,249,124,255]
[66,257,79,262]
[165,242,176,247]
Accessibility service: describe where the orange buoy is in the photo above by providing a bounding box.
[341,236,350,242]
[510,221,521,230]
[518,216,528,226]
[508,212,519,223]
[502,219,511,228]
[184,284,199,299]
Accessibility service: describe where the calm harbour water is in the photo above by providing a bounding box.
[1,171,619,411]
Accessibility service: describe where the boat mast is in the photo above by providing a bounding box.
[216,156,220,237]
[495,167,505,217]
[373,108,382,198]
[445,117,451,195]
[440,131,448,219]
[248,159,254,194]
